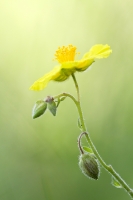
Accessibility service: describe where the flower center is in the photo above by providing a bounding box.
[54,44,79,64]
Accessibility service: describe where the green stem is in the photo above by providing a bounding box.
[54,92,78,106]
[71,73,86,131]
[71,73,133,199]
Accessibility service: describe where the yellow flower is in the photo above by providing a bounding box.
[30,44,112,91]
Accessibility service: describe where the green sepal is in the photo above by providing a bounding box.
[112,176,122,188]
[32,100,47,119]
[47,101,57,116]
[83,146,93,154]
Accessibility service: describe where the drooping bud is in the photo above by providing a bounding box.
[45,96,56,116]
[32,100,47,119]
[79,153,100,180]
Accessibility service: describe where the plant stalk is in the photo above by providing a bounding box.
[71,73,133,199]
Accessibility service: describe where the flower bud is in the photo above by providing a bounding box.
[45,96,56,116]
[79,153,100,180]
[32,100,47,119]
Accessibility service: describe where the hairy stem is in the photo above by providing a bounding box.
[71,73,133,199]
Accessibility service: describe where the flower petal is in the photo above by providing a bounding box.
[83,44,112,59]
[60,60,94,73]
[30,66,61,91]
[75,59,94,71]
[61,62,77,73]
[30,44,112,91]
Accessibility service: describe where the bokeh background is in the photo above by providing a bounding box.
[0,0,133,199]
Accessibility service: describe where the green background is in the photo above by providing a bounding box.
[0,0,133,199]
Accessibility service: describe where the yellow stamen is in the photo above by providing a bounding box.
[54,44,79,64]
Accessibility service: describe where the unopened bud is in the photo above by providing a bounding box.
[32,100,47,119]
[79,153,100,180]
[45,96,56,116]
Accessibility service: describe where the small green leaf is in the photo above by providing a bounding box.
[47,101,57,116]
[83,146,93,154]
[56,96,66,108]
[60,96,66,101]
[112,176,122,188]
[32,100,47,119]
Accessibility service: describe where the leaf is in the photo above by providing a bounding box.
[55,96,66,108]
[112,176,122,188]
[60,96,67,101]
[83,146,93,154]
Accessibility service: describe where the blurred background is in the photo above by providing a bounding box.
[0,0,133,199]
